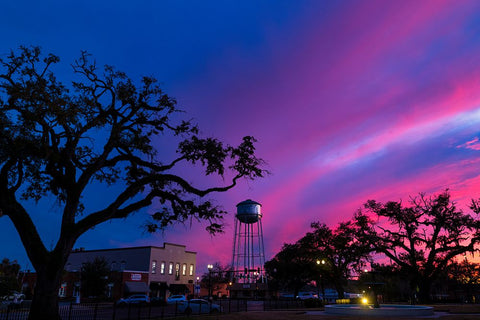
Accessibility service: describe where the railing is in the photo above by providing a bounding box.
[0,299,250,320]
[263,299,305,310]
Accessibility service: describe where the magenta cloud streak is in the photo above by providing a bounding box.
[3,1,480,273]
[155,1,480,270]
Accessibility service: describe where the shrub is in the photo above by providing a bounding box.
[303,298,322,308]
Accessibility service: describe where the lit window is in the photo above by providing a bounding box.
[182,263,187,276]
[152,260,157,274]
[169,262,174,275]
[189,264,194,276]
[160,261,165,274]
[175,263,180,280]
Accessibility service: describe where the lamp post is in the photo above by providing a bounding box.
[364,267,380,308]
[316,259,326,303]
[207,264,213,300]
[228,282,232,299]
[195,276,200,298]
[73,269,81,304]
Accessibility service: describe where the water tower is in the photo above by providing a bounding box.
[230,199,267,298]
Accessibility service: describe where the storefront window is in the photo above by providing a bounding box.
[175,263,180,280]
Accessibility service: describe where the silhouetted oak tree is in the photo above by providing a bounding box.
[298,221,371,299]
[266,221,371,299]
[265,242,314,298]
[0,46,266,319]
[355,190,480,303]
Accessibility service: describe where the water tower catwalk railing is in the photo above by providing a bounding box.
[231,199,267,284]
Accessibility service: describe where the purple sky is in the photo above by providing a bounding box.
[2,0,480,274]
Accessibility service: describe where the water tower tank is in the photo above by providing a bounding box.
[236,199,262,224]
[231,199,267,290]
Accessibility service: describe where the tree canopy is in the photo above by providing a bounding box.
[0,258,21,297]
[200,262,231,285]
[354,190,480,302]
[0,46,267,319]
[81,257,110,299]
[298,221,371,298]
[265,242,313,297]
[266,221,371,299]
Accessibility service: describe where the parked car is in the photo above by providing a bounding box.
[296,292,318,300]
[177,299,222,315]
[150,296,167,306]
[278,293,295,300]
[1,292,25,309]
[166,294,187,304]
[116,294,150,306]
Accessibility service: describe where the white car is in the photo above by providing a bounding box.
[166,294,187,304]
[177,299,222,315]
[1,292,25,308]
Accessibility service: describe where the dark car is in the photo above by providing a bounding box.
[116,294,150,306]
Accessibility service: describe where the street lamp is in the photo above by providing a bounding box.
[207,264,213,300]
[316,259,326,303]
[364,268,380,308]
[316,259,326,266]
[195,276,200,298]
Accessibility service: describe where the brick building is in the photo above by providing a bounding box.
[59,243,196,301]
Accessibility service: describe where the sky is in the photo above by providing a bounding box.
[2,0,480,274]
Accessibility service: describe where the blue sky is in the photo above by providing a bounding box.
[2,0,480,273]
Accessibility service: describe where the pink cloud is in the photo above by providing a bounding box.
[457,137,480,151]
[127,1,480,270]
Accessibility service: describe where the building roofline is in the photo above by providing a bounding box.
[70,243,197,254]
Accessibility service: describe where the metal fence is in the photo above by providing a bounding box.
[0,299,251,320]
[263,299,305,311]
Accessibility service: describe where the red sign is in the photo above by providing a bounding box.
[130,273,142,281]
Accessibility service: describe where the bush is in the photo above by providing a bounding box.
[303,298,323,308]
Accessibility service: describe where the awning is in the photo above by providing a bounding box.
[125,281,150,293]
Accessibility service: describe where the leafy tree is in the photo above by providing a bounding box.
[354,190,480,303]
[199,262,231,297]
[265,243,313,297]
[447,260,480,302]
[80,257,109,299]
[357,263,411,303]
[448,259,480,286]
[298,221,371,299]
[200,262,231,285]
[0,258,21,296]
[0,46,266,319]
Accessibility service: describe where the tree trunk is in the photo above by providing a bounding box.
[334,282,345,299]
[417,278,432,304]
[28,263,64,320]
